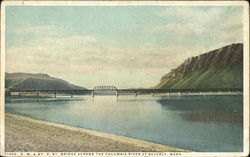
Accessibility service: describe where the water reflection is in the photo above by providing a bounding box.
[5,97,85,104]
[157,95,243,123]
[5,94,243,152]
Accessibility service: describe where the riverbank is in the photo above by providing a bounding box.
[5,113,189,152]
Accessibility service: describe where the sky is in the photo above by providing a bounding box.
[5,5,243,89]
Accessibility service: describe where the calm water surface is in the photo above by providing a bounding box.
[5,94,243,152]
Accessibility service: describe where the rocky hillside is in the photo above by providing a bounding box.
[5,73,87,90]
[155,43,243,89]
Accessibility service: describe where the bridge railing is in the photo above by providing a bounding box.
[7,89,93,94]
[117,88,243,93]
[5,88,243,97]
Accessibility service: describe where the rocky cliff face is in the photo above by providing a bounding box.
[5,73,87,90]
[156,43,243,89]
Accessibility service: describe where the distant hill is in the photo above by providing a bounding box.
[5,73,87,90]
[155,43,243,89]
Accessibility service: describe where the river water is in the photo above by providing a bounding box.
[5,94,243,152]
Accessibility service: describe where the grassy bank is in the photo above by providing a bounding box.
[5,113,189,152]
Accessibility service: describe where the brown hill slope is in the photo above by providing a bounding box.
[155,43,243,89]
[5,73,87,90]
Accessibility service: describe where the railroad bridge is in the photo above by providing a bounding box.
[92,86,118,96]
[5,86,243,98]
[93,86,117,91]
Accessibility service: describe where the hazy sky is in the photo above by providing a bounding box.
[5,6,243,89]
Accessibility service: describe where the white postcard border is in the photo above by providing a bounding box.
[0,1,249,157]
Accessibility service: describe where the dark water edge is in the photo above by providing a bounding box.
[5,94,243,152]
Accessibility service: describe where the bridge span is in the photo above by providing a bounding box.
[5,86,243,98]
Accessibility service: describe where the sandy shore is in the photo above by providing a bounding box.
[5,113,189,152]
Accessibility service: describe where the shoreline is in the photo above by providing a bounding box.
[5,113,190,152]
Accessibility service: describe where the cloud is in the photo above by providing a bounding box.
[9,25,96,48]
[152,6,243,45]
[6,35,210,75]
[7,25,164,72]
[6,24,228,75]
[13,25,64,37]
[157,7,223,22]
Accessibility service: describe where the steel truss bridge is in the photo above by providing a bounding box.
[5,86,243,98]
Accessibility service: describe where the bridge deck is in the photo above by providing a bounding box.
[6,88,243,94]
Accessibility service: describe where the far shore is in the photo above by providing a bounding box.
[5,113,190,152]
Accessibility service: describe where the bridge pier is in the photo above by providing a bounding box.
[54,91,57,98]
[5,91,11,97]
[36,92,39,98]
[71,92,73,98]
[116,91,119,97]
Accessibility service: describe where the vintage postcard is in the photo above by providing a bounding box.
[0,0,249,157]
